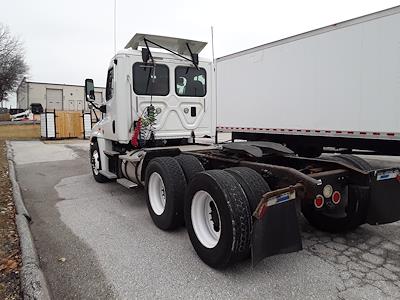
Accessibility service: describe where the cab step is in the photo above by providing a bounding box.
[103,150,120,156]
[116,178,138,189]
[119,153,142,163]
[99,170,118,179]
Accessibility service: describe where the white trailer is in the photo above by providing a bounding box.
[217,6,400,156]
[85,12,400,269]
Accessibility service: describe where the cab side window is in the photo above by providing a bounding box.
[106,68,114,101]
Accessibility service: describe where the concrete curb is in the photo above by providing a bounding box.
[7,146,31,221]
[6,141,51,300]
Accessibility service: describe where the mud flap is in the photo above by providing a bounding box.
[251,200,302,266]
[367,168,400,225]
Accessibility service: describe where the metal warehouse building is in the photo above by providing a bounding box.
[16,78,105,111]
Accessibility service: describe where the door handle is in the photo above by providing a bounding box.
[203,98,206,112]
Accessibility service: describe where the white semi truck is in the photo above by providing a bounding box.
[85,6,400,268]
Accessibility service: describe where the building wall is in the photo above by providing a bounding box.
[16,81,105,111]
[16,79,28,110]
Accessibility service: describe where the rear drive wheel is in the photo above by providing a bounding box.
[225,167,271,259]
[302,155,371,233]
[90,141,110,183]
[145,157,186,230]
[174,154,204,183]
[184,170,252,268]
[329,154,372,171]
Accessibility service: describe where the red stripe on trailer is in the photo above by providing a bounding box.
[216,126,398,138]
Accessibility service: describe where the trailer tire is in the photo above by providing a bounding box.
[145,157,186,230]
[90,141,111,183]
[302,155,371,233]
[174,154,205,183]
[184,170,252,268]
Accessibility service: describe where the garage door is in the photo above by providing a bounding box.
[46,89,63,110]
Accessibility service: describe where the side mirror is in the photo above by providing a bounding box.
[142,48,150,63]
[85,79,95,102]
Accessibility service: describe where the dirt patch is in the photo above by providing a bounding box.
[0,140,21,299]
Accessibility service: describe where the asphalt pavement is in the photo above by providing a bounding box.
[10,141,400,299]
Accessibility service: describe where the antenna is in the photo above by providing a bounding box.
[211,26,215,64]
[211,26,218,144]
[114,0,117,54]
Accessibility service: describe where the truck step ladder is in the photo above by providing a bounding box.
[103,150,120,156]
[116,178,138,189]
[99,170,118,179]
[119,153,142,163]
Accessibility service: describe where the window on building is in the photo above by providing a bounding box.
[175,66,206,97]
[133,63,169,96]
[106,68,114,101]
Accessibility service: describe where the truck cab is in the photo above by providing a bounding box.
[88,33,215,146]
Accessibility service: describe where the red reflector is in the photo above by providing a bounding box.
[256,203,268,220]
[332,191,341,204]
[314,195,324,208]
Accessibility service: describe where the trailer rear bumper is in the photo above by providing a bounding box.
[367,168,400,225]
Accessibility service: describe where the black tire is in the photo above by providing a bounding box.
[174,154,205,183]
[302,154,371,233]
[145,157,186,230]
[329,154,372,171]
[225,167,271,212]
[184,170,252,268]
[225,167,271,260]
[90,140,110,183]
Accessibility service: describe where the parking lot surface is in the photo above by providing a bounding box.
[11,141,400,299]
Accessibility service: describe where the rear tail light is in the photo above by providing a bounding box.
[323,185,333,198]
[314,195,324,209]
[332,191,341,205]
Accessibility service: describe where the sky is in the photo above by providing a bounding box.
[1,0,400,108]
